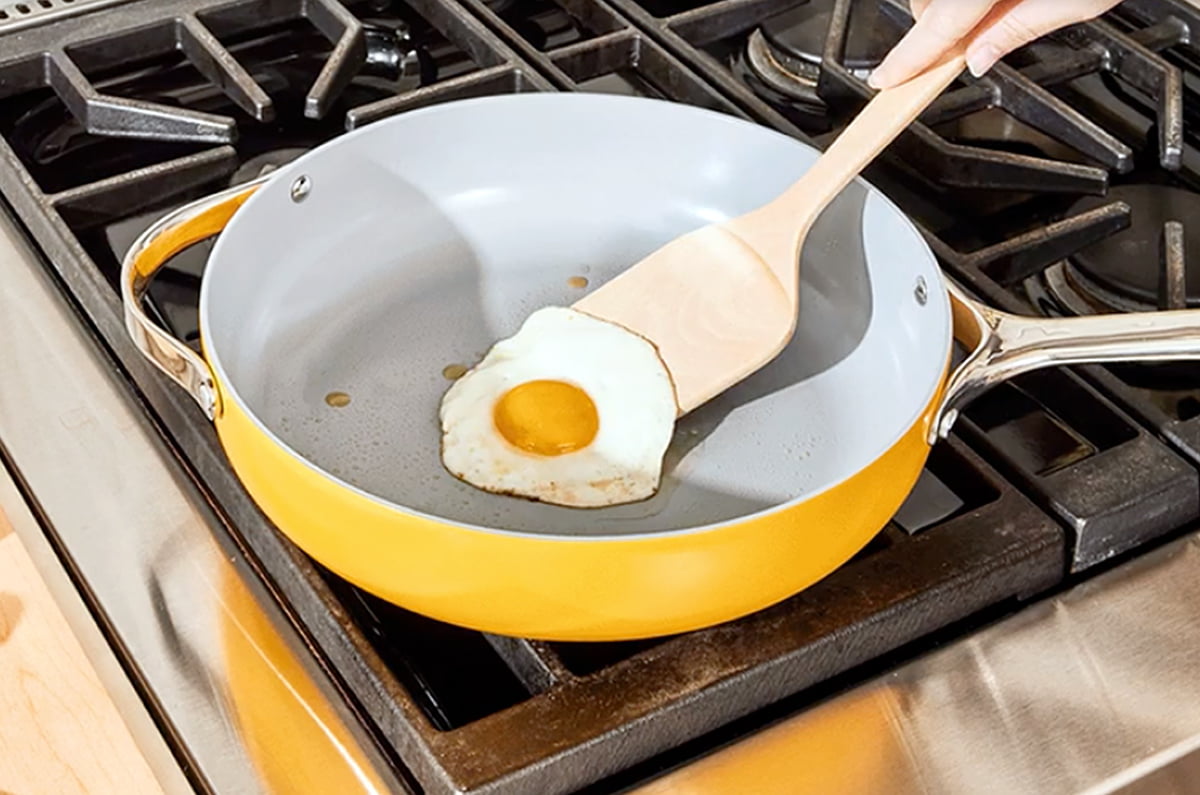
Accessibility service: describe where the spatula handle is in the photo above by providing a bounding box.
[731,48,968,296]
[777,49,967,219]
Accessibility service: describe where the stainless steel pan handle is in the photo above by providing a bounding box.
[120,178,266,420]
[934,281,1200,441]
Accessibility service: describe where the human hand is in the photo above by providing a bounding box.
[868,0,1123,89]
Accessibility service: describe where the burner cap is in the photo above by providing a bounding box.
[760,0,903,73]
[1069,184,1200,308]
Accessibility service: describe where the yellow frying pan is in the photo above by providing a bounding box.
[122,94,1200,641]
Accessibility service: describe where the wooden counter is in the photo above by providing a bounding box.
[0,510,164,795]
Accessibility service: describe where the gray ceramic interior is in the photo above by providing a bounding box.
[201,93,952,536]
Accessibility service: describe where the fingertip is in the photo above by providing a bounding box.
[867,55,902,89]
[965,42,1002,78]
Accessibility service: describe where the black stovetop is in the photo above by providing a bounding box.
[2,1,1200,792]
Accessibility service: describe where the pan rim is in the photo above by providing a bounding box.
[200,92,953,542]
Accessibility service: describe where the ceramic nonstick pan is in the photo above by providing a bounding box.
[122,93,1200,641]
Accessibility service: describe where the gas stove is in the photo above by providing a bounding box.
[4,1,1200,793]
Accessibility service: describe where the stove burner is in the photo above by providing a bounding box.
[745,0,904,107]
[1057,184,1200,312]
[761,0,900,73]
[742,30,823,107]
[1026,184,1200,390]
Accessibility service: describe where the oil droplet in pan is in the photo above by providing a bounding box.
[325,391,351,408]
[567,275,589,289]
[442,364,468,380]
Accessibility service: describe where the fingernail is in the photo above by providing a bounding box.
[867,66,890,89]
[967,43,1002,77]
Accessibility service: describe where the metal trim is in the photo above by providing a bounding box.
[0,0,135,33]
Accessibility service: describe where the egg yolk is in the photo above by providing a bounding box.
[493,379,599,456]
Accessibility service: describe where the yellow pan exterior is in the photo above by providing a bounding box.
[218,563,395,794]
[212,368,947,642]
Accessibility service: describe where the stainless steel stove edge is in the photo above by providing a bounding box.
[0,0,136,33]
[0,206,406,793]
[637,529,1200,795]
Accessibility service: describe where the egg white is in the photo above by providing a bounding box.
[439,306,678,508]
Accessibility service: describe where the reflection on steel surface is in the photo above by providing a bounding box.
[638,534,1200,795]
[0,207,401,793]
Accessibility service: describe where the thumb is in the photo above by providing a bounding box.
[966,0,1123,77]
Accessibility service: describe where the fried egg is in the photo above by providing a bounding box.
[438,307,678,508]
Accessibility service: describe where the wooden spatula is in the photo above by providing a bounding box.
[574,49,967,415]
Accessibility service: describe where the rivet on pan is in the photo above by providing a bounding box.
[290,175,312,203]
[914,276,929,306]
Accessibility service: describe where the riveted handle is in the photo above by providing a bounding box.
[120,179,265,420]
[932,280,1200,441]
